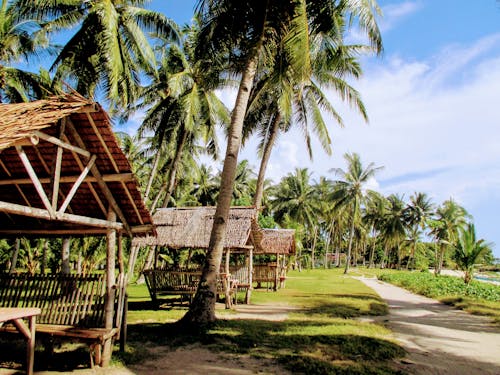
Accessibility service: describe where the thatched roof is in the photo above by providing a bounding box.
[132,207,257,249]
[254,229,296,255]
[0,94,153,237]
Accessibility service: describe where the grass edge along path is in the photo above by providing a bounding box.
[378,271,500,326]
[121,269,406,375]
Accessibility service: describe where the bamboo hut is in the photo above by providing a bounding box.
[253,229,296,290]
[0,94,153,366]
[131,206,258,304]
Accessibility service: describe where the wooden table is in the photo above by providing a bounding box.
[0,307,41,375]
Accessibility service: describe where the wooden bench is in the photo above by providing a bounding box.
[253,265,279,290]
[143,269,237,307]
[0,273,127,367]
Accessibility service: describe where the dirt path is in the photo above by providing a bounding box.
[358,277,500,375]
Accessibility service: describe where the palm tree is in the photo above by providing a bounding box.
[139,26,228,209]
[452,223,492,284]
[190,164,219,206]
[404,192,434,269]
[15,0,179,107]
[430,199,468,275]
[183,0,383,325]
[248,35,374,210]
[0,0,56,102]
[330,152,383,274]
[381,194,408,269]
[363,193,387,268]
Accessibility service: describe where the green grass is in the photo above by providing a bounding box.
[119,269,406,374]
[379,271,500,325]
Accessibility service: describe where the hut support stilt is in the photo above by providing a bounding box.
[102,208,117,367]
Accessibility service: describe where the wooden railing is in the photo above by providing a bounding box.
[143,269,237,307]
[0,272,127,367]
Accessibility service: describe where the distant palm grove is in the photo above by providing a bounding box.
[0,0,494,284]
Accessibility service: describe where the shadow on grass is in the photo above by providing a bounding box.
[121,316,406,374]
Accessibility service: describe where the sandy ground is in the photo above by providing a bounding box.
[357,276,500,375]
[3,278,500,375]
[0,303,293,375]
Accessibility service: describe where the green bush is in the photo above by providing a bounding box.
[379,272,500,302]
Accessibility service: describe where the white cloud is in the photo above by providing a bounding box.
[379,1,423,32]
[243,34,500,253]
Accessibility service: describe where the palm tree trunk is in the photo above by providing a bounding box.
[344,214,356,274]
[311,226,318,269]
[144,145,162,202]
[9,238,20,274]
[162,128,188,208]
[150,181,167,211]
[253,113,281,209]
[62,237,71,275]
[181,55,258,325]
[368,228,376,268]
[406,241,416,270]
[380,243,388,269]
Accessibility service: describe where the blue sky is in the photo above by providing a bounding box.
[142,0,500,258]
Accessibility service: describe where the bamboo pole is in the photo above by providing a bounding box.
[102,208,117,367]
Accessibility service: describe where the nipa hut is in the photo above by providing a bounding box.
[131,206,258,304]
[253,228,296,290]
[0,94,153,366]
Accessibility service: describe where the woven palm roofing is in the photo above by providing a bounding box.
[132,206,257,250]
[254,228,296,255]
[132,206,296,255]
[0,94,153,237]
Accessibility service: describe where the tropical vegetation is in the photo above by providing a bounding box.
[0,0,496,328]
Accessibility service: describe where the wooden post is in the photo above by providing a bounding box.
[224,249,231,309]
[61,237,71,274]
[245,247,253,304]
[102,208,117,367]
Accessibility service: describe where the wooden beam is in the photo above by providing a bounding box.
[62,133,107,217]
[12,135,39,148]
[0,229,109,236]
[15,145,56,219]
[66,120,132,236]
[51,145,63,209]
[85,112,119,172]
[34,130,91,158]
[0,200,123,230]
[58,154,96,215]
[0,173,136,186]
[120,181,143,225]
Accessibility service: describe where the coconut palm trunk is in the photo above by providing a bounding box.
[144,145,163,201]
[344,204,356,274]
[150,128,189,211]
[253,113,281,209]
[162,128,189,208]
[181,56,258,325]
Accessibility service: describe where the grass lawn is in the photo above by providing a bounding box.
[120,268,406,375]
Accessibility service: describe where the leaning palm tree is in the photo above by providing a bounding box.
[15,0,179,107]
[330,152,383,274]
[183,0,383,325]
[452,223,492,284]
[248,35,374,210]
